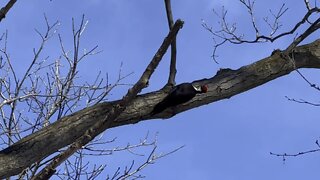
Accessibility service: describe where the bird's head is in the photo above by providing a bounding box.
[193,84,208,93]
[200,84,208,93]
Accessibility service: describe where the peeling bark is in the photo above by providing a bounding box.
[1,39,320,178]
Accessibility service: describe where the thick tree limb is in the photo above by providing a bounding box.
[0,0,17,22]
[1,38,320,178]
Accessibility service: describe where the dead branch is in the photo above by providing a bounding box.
[295,70,320,91]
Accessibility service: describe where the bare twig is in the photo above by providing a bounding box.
[57,132,179,179]
[239,0,260,37]
[285,18,320,52]
[83,135,157,156]
[109,145,185,180]
[285,96,320,106]
[270,139,320,162]
[263,4,287,37]
[295,69,320,91]
[304,0,312,10]
[54,150,106,180]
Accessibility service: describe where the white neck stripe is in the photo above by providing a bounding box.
[192,84,201,92]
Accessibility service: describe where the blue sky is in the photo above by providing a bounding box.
[1,0,320,179]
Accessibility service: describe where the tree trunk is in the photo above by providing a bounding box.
[1,39,320,178]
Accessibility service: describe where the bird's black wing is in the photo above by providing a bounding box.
[151,84,196,115]
[150,85,181,115]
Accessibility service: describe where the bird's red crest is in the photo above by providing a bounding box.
[201,85,208,93]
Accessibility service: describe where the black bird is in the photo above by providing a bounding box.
[151,83,208,115]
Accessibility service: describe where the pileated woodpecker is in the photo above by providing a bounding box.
[151,83,208,115]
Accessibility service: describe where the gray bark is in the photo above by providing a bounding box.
[1,39,320,178]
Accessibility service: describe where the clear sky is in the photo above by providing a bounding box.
[1,0,320,179]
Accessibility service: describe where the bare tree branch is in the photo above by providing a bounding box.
[295,69,320,91]
[304,0,312,10]
[285,96,320,106]
[203,0,320,61]
[239,0,260,37]
[0,0,17,22]
[164,0,177,86]
[113,145,184,180]
[263,4,287,37]
[270,139,320,162]
[285,18,320,53]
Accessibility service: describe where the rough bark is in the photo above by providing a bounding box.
[1,39,320,178]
